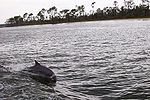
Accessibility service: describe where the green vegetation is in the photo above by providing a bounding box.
[5,0,150,26]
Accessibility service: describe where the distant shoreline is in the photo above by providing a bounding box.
[0,24,7,28]
[4,1,150,28]
[1,17,150,28]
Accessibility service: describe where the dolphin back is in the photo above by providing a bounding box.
[23,60,57,84]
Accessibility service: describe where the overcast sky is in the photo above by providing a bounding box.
[0,0,141,24]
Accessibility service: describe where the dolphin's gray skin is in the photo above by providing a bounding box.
[22,60,56,85]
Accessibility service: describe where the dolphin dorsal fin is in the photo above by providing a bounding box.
[35,60,41,66]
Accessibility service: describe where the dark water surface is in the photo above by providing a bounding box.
[1,19,150,99]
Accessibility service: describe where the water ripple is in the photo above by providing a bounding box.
[1,20,150,99]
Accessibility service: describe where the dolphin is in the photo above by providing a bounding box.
[22,60,57,85]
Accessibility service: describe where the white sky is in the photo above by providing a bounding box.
[0,0,141,24]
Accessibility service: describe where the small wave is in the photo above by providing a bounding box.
[121,56,148,63]
[0,84,4,91]
[51,53,71,58]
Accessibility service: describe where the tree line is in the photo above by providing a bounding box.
[5,0,150,26]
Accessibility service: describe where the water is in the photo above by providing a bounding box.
[1,19,150,99]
